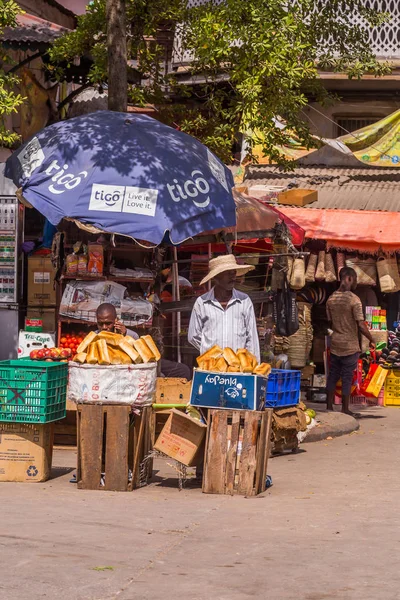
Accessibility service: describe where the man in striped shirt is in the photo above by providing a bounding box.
[188,255,260,361]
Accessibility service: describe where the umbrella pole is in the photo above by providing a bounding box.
[173,246,181,363]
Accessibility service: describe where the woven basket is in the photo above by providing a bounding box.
[315,251,326,281]
[305,254,317,283]
[377,256,400,293]
[290,257,306,290]
[325,252,337,283]
[345,256,377,286]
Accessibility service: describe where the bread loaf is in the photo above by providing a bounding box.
[97,331,124,346]
[77,331,97,354]
[96,339,111,365]
[73,352,87,364]
[196,345,223,366]
[223,347,240,367]
[86,343,99,364]
[133,338,156,363]
[108,346,132,365]
[215,357,228,372]
[238,351,253,373]
[142,335,161,362]
[118,339,140,363]
[253,363,271,376]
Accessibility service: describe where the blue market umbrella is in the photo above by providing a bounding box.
[5,111,236,245]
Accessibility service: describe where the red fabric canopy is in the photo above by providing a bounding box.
[279,207,400,252]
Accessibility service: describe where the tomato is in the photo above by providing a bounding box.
[60,337,67,345]
[70,337,76,344]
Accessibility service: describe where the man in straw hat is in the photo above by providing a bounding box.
[188,254,260,361]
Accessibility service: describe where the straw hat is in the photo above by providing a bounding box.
[200,255,255,286]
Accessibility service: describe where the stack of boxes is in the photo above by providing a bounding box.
[26,254,57,332]
[365,306,387,331]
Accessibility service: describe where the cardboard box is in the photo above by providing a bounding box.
[0,422,54,482]
[278,188,318,207]
[27,255,56,306]
[18,330,56,358]
[26,307,57,332]
[154,409,207,466]
[155,377,191,405]
[190,369,267,411]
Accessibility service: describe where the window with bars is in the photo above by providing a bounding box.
[335,117,382,137]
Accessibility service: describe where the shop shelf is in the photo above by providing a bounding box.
[0,360,67,423]
[265,369,301,408]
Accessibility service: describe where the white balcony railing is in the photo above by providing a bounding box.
[172,0,400,65]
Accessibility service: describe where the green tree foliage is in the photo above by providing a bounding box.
[0,0,26,146]
[49,0,391,164]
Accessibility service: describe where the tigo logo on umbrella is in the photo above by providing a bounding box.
[89,184,158,217]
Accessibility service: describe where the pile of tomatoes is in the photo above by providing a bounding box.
[59,331,86,356]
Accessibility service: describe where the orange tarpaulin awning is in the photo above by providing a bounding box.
[279,207,400,253]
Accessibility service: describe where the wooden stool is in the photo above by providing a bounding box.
[77,404,152,491]
[203,409,273,496]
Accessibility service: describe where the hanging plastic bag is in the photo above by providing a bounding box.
[273,277,299,337]
[315,251,326,281]
[325,252,337,283]
[305,254,317,283]
[377,255,400,293]
[290,257,306,290]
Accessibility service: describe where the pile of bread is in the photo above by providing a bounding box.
[73,331,160,365]
[196,345,271,376]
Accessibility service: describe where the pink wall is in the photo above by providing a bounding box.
[56,0,87,15]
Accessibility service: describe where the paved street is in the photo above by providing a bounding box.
[1,406,399,600]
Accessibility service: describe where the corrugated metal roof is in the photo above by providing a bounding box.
[1,13,69,49]
[244,166,400,212]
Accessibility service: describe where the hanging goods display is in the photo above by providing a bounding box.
[315,251,326,281]
[336,252,345,276]
[273,278,299,338]
[345,256,377,286]
[376,256,400,293]
[287,302,313,369]
[305,253,317,283]
[290,257,306,290]
[324,252,337,283]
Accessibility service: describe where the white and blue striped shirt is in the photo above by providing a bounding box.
[188,288,260,361]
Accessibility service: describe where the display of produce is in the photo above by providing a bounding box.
[196,345,271,376]
[72,330,160,365]
[29,347,72,361]
[59,331,86,356]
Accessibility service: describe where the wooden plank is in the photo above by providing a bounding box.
[78,405,103,490]
[203,410,228,494]
[225,411,240,496]
[104,406,130,491]
[255,412,268,495]
[237,411,259,496]
[262,409,273,489]
[130,411,146,491]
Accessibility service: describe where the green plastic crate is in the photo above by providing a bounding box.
[0,360,67,423]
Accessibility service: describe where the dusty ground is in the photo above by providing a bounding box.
[1,405,398,600]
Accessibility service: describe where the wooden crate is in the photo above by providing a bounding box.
[77,405,152,491]
[203,409,272,497]
[54,410,77,446]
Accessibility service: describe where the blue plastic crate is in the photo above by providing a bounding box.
[265,369,301,408]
